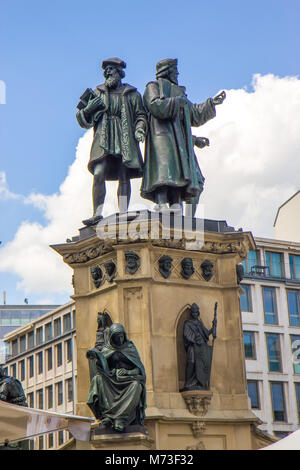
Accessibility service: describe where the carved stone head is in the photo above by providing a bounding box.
[181,257,194,279]
[158,255,173,279]
[90,265,103,288]
[125,251,140,275]
[104,260,116,282]
[200,259,214,282]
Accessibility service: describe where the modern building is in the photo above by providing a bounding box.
[241,236,300,438]
[3,301,77,450]
[0,304,59,363]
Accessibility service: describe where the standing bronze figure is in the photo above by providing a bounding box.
[86,323,146,432]
[141,59,226,213]
[182,303,217,391]
[76,58,148,225]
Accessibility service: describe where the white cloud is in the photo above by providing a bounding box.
[0,73,300,299]
[193,74,300,236]
[0,171,23,201]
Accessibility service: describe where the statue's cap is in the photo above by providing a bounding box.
[102,57,126,69]
[191,303,200,313]
[159,254,173,263]
[156,58,177,75]
[125,251,139,259]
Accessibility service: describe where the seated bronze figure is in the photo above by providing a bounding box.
[86,323,146,432]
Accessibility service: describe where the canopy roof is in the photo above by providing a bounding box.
[0,400,94,445]
[261,429,300,450]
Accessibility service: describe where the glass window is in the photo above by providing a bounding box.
[58,430,64,446]
[20,335,26,353]
[27,331,34,349]
[266,334,282,372]
[36,327,43,345]
[54,318,61,337]
[46,347,52,371]
[27,392,34,408]
[242,250,259,275]
[28,355,34,378]
[270,382,286,422]
[11,364,16,378]
[56,381,63,406]
[66,378,73,402]
[263,287,278,324]
[295,383,300,422]
[56,343,62,367]
[265,251,283,278]
[12,339,18,356]
[289,254,300,280]
[247,381,260,409]
[274,431,290,439]
[243,332,256,359]
[38,435,44,450]
[47,385,53,409]
[19,360,25,381]
[37,389,43,410]
[65,339,72,362]
[45,322,52,341]
[240,285,252,312]
[291,335,300,374]
[72,310,76,329]
[48,433,54,449]
[63,313,71,332]
[37,351,43,375]
[287,290,300,327]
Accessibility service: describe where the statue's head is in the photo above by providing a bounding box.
[125,251,140,274]
[201,259,214,282]
[156,58,178,85]
[108,323,127,348]
[190,303,200,319]
[104,260,116,277]
[158,255,173,278]
[91,265,102,280]
[181,257,194,279]
[102,57,126,88]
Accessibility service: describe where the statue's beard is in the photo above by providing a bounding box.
[105,75,120,89]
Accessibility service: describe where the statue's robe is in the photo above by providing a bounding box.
[141,78,216,202]
[87,324,146,427]
[76,84,147,179]
[183,318,213,390]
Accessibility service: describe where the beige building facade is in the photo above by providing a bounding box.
[3,301,77,450]
[241,236,300,438]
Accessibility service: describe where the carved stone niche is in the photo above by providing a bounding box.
[181,390,213,417]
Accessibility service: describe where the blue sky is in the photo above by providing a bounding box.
[0,0,300,305]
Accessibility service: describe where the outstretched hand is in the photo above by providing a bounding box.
[212,91,226,106]
[194,137,210,149]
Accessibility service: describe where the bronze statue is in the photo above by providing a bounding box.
[104,261,116,282]
[90,265,103,288]
[125,251,140,275]
[181,257,195,279]
[76,58,148,225]
[158,255,173,279]
[0,366,28,407]
[201,259,214,282]
[141,58,225,213]
[86,323,146,432]
[182,303,217,391]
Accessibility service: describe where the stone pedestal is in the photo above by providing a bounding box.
[52,212,273,450]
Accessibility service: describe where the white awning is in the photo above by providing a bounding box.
[0,400,95,444]
[261,429,300,450]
